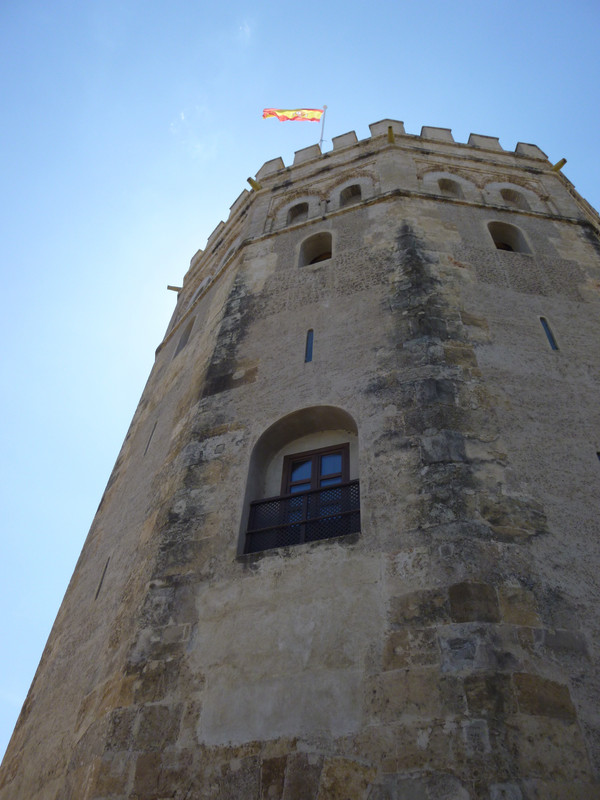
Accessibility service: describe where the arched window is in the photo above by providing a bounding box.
[299,232,332,266]
[339,184,362,207]
[438,178,464,199]
[487,221,531,254]
[239,406,360,554]
[287,202,309,225]
[500,188,529,211]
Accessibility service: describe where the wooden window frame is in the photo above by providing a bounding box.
[280,443,350,496]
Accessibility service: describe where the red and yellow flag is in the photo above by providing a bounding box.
[263,108,324,122]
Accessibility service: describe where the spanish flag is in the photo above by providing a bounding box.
[263,108,324,122]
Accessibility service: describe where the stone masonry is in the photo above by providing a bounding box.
[1,119,600,799]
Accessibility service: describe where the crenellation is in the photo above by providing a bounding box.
[368,118,406,138]
[468,132,504,150]
[228,188,251,219]
[421,125,455,142]
[255,156,285,181]
[515,141,548,160]
[331,130,358,150]
[292,143,322,165]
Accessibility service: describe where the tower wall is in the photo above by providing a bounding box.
[2,121,600,799]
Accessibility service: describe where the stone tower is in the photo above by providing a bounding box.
[1,119,600,799]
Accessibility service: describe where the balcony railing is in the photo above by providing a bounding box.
[245,480,360,554]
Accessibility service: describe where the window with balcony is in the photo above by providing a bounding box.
[239,406,360,555]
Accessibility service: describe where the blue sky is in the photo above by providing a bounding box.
[1,0,599,760]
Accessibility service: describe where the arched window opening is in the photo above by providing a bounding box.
[299,232,332,266]
[339,184,362,207]
[173,318,195,358]
[287,202,308,225]
[239,406,360,555]
[500,188,529,210]
[488,221,531,254]
[438,178,464,199]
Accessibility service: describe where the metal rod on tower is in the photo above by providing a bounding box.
[319,105,328,149]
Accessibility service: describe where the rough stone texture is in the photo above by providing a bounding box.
[2,121,600,799]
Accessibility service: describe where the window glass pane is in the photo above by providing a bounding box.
[291,459,312,482]
[290,482,310,494]
[320,476,342,487]
[320,453,342,476]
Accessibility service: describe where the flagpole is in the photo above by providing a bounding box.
[319,105,328,149]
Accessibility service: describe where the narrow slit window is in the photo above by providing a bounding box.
[94,557,110,601]
[305,329,314,362]
[540,317,559,350]
[144,421,158,456]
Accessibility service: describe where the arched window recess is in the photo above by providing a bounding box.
[299,232,332,266]
[488,221,531,254]
[239,406,360,555]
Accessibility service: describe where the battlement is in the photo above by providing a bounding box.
[254,118,548,181]
[170,118,596,347]
[183,119,559,287]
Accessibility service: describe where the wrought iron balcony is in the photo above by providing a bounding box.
[245,480,360,554]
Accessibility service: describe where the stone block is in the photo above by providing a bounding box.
[293,144,322,165]
[478,496,547,540]
[389,588,450,627]
[449,582,501,623]
[421,431,467,465]
[538,628,588,655]
[515,142,547,159]
[519,779,600,798]
[443,342,479,368]
[415,378,456,406]
[212,755,261,800]
[439,625,520,673]
[506,717,592,780]
[134,658,181,703]
[133,751,162,798]
[317,758,375,799]
[229,189,251,217]
[383,628,439,669]
[92,753,132,796]
[392,721,459,771]
[367,668,444,720]
[490,784,523,800]
[135,703,183,750]
[514,673,576,720]
[105,706,138,752]
[256,157,285,180]
[282,753,323,800]
[465,672,516,716]
[332,131,358,150]
[369,119,406,138]
[260,755,286,799]
[421,126,455,142]
[498,587,541,627]
[461,718,491,756]
[380,774,428,799]
[468,133,503,150]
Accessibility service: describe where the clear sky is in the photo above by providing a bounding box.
[1,0,599,760]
